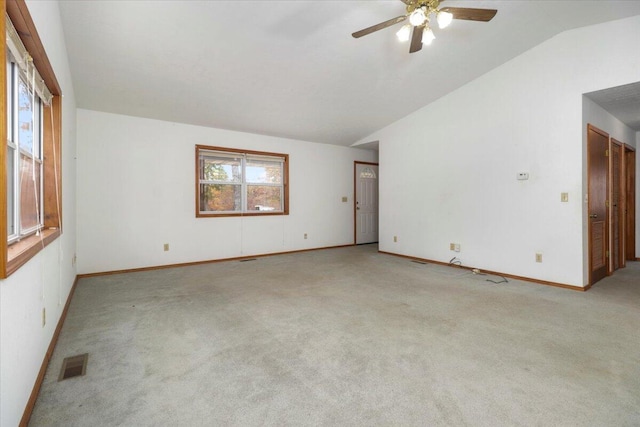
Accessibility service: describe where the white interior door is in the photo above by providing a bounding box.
[355,163,378,244]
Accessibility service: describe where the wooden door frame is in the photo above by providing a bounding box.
[610,138,624,272]
[353,161,379,245]
[623,144,636,261]
[587,124,610,286]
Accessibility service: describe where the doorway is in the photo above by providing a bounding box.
[354,162,378,245]
[587,124,609,285]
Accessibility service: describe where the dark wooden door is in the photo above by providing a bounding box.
[610,140,622,271]
[625,147,636,261]
[587,125,609,285]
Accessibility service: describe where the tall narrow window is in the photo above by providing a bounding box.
[2,1,63,277]
[196,145,288,216]
[7,57,44,242]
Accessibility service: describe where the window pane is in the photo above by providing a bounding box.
[200,155,242,183]
[247,185,282,211]
[18,78,34,154]
[246,159,282,184]
[19,153,41,231]
[34,98,41,158]
[7,146,15,237]
[199,183,242,212]
[7,58,12,143]
[360,167,376,179]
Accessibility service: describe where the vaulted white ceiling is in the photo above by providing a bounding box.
[58,1,640,146]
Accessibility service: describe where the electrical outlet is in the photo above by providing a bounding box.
[42,308,46,327]
[536,253,542,263]
[164,243,169,251]
[304,233,308,239]
[394,236,398,243]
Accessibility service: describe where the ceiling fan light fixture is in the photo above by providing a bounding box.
[437,11,453,29]
[396,24,411,42]
[422,27,435,45]
[409,7,427,26]
[351,4,498,54]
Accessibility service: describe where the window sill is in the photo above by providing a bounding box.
[197,211,289,218]
[7,228,61,277]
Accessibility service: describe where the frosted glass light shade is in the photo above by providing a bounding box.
[437,11,453,29]
[422,27,435,45]
[396,24,411,42]
[409,8,427,26]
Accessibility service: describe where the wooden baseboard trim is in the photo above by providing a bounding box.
[20,275,80,427]
[78,244,355,278]
[378,251,589,292]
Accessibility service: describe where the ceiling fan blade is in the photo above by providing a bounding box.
[352,15,407,38]
[440,7,498,22]
[409,24,424,53]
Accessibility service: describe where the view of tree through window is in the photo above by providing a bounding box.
[200,155,242,212]
[197,146,288,216]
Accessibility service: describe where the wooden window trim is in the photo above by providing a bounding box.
[195,145,289,217]
[1,0,63,278]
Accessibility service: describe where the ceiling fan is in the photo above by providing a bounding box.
[352,0,497,53]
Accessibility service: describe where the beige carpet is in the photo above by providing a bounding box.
[30,245,640,426]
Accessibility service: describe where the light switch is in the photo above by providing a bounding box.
[561,192,569,202]
[342,196,348,202]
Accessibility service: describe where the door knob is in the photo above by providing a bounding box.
[589,214,598,219]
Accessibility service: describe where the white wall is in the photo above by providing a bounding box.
[76,109,377,274]
[360,15,640,287]
[0,1,77,426]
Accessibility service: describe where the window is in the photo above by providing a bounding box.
[359,167,377,179]
[196,145,289,216]
[2,1,63,277]
[7,53,44,243]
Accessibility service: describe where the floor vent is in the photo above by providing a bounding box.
[411,260,428,265]
[239,258,257,262]
[58,353,88,381]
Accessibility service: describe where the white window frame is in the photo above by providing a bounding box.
[6,51,44,244]
[196,145,289,217]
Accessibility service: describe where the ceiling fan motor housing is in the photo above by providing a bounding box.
[406,0,441,16]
